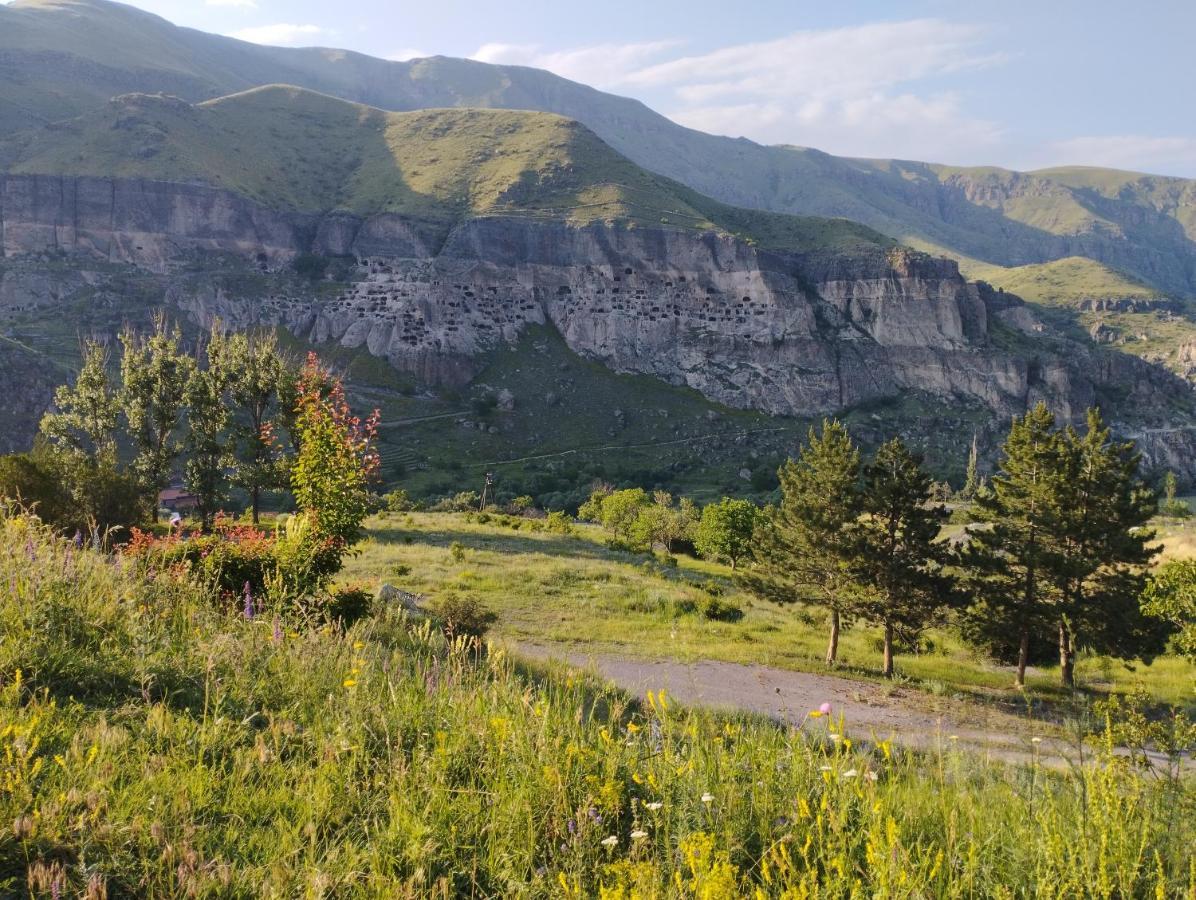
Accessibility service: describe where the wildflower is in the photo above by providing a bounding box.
[842,769,859,779]
[243,582,255,620]
[273,617,282,643]
[601,835,618,848]
[866,771,878,781]
[819,702,833,714]
[701,793,714,804]
[819,765,833,772]
[1031,737,1043,744]
[828,733,843,744]
[627,722,640,733]
[343,678,358,688]
[948,735,959,742]
[630,830,648,841]
[645,802,663,811]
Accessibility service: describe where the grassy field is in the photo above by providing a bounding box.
[341,512,1196,712]
[2,510,1194,896]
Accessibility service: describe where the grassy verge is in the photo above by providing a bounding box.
[2,511,1194,896]
[342,512,1196,712]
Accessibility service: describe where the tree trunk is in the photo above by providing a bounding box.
[251,486,260,525]
[1058,620,1074,688]
[882,623,895,678]
[825,609,840,666]
[1015,628,1030,689]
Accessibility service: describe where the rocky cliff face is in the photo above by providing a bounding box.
[2,173,1193,460]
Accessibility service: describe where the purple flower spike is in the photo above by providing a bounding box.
[243,581,255,620]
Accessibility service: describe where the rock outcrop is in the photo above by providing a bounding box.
[2,173,1193,453]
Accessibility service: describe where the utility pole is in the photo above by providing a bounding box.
[479,471,494,511]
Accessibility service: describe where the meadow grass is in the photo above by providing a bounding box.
[1,510,1194,896]
[342,512,1196,712]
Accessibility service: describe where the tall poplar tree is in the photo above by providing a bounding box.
[184,327,232,531]
[849,438,955,677]
[742,420,861,665]
[120,315,194,521]
[220,329,289,523]
[39,340,132,529]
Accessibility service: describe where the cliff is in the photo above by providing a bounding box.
[3,173,1189,439]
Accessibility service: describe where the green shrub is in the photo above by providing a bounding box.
[384,488,414,513]
[432,593,497,640]
[545,511,574,535]
[699,595,744,622]
[449,541,467,563]
[323,582,373,626]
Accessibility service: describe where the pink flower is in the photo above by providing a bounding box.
[819,702,833,715]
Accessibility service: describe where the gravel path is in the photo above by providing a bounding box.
[513,642,1086,766]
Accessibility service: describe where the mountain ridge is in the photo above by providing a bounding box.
[2,0,1195,297]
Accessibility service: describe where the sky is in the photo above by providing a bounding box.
[46,0,1196,175]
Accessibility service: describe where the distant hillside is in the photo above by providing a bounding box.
[3,0,1196,296]
[962,257,1156,305]
[1,86,890,252]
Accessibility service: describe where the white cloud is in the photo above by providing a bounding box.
[388,48,431,62]
[617,19,1007,161]
[470,40,680,89]
[1032,135,1196,176]
[229,23,325,47]
[206,0,257,8]
[467,21,1006,162]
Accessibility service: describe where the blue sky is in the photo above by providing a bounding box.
[62,0,1196,175]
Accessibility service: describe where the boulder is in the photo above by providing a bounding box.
[376,583,427,617]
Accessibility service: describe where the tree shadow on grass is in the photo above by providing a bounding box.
[369,523,728,591]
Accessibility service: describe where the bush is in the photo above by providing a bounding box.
[432,593,497,641]
[544,510,574,535]
[323,583,373,626]
[449,541,467,563]
[699,595,744,622]
[384,489,414,513]
[123,511,342,615]
[432,491,480,513]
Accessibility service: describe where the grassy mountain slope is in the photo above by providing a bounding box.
[3,0,1196,294]
[963,257,1156,304]
[1,85,890,252]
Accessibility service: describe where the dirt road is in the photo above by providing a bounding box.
[513,642,1095,767]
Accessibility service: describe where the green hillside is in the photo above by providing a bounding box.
[1,85,889,252]
[962,257,1156,305]
[3,0,1195,293]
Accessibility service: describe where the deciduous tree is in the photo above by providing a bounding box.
[120,315,194,521]
[694,497,760,569]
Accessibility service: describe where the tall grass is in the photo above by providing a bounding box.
[0,510,1193,897]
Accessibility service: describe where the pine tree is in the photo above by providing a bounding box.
[120,315,194,521]
[220,329,290,523]
[963,404,1164,688]
[184,328,233,531]
[850,438,955,677]
[742,420,861,665]
[961,403,1066,688]
[1050,409,1161,686]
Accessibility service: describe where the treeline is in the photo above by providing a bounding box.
[583,406,1172,686]
[1,317,324,533]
